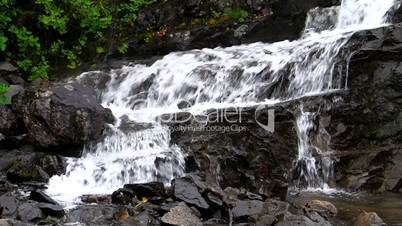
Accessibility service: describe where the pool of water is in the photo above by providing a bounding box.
[289,191,402,225]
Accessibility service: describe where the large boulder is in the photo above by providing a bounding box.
[0,106,17,137]
[0,149,66,184]
[17,202,44,222]
[0,193,18,216]
[172,177,210,210]
[168,105,298,199]
[354,212,386,226]
[315,24,402,192]
[161,202,202,226]
[13,82,114,154]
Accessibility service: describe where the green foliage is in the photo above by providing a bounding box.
[0,35,7,51]
[224,9,249,22]
[0,0,156,81]
[118,43,129,54]
[0,83,10,105]
[29,58,49,81]
[119,0,157,25]
[0,83,8,94]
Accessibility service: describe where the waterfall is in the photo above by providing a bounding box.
[46,0,401,203]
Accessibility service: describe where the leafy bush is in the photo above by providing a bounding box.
[0,0,155,81]
[224,9,249,22]
[0,82,10,105]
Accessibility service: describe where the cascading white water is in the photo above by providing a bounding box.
[47,0,400,202]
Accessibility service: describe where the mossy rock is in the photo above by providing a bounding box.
[6,160,50,183]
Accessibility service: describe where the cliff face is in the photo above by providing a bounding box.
[116,0,339,58]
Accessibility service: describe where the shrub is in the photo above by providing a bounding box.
[0,0,155,81]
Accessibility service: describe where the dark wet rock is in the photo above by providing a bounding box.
[6,85,24,100]
[232,200,264,220]
[65,205,117,225]
[0,149,66,184]
[81,194,111,204]
[304,6,339,33]
[304,200,337,219]
[121,0,339,58]
[354,212,386,226]
[0,180,17,196]
[0,106,17,137]
[111,188,135,205]
[277,213,333,226]
[6,160,50,183]
[37,203,65,218]
[123,182,165,200]
[37,155,66,177]
[206,192,223,207]
[310,24,402,192]
[0,62,18,74]
[256,214,277,226]
[17,202,44,222]
[76,71,111,100]
[0,193,18,216]
[131,209,160,226]
[12,82,114,155]
[169,106,297,199]
[0,219,15,226]
[231,198,289,222]
[284,24,402,193]
[29,190,58,205]
[172,177,209,210]
[263,199,289,221]
[161,202,202,226]
[203,218,227,225]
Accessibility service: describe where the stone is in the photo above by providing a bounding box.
[0,219,14,226]
[123,182,165,200]
[29,190,59,205]
[12,82,114,153]
[314,24,402,192]
[264,199,289,220]
[132,210,160,226]
[0,62,17,73]
[0,194,17,216]
[172,177,209,210]
[169,106,297,199]
[5,85,23,99]
[65,205,117,225]
[304,200,337,218]
[161,202,202,226]
[7,162,50,183]
[0,106,17,136]
[17,202,44,222]
[111,188,135,205]
[231,200,264,220]
[277,214,332,226]
[256,215,277,226]
[354,212,386,226]
[80,194,111,204]
[37,203,65,217]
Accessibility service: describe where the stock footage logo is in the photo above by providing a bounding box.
[255,104,275,133]
[127,98,275,133]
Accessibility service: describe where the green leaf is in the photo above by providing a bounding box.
[0,36,7,51]
[96,46,105,54]
[118,43,128,54]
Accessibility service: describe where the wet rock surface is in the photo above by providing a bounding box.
[12,81,114,154]
[168,105,298,200]
[120,0,340,59]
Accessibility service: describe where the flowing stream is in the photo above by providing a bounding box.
[47,0,401,203]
